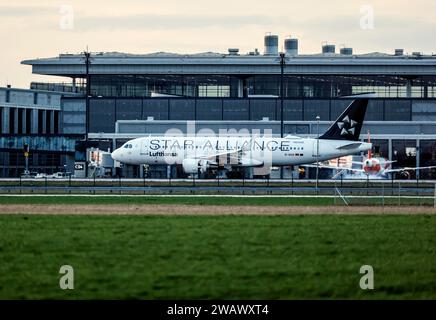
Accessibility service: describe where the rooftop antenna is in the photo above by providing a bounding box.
[83,45,91,178]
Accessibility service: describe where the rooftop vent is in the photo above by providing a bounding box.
[322,43,336,54]
[284,36,298,56]
[264,33,279,56]
[395,49,404,56]
[228,48,239,56]
[340,47,353,55]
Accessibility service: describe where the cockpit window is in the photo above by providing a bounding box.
[123,144,133,149]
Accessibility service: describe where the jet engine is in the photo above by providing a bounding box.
[182,159,214,174]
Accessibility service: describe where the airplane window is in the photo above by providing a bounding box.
[124,145,129,149]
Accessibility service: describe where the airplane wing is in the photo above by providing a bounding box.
[384,166,436,174]
[198,148,263,167]
[352,161,364,165]
[199,149,240,161]
[302,163,365,173]
[351,160,397,166]
[352,160,396,165]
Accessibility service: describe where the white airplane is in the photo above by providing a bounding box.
[311,131,436,178]
[111,99,372,176]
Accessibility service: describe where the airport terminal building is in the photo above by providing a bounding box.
[2,35,436,178]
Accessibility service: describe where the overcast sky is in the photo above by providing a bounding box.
[1,0,436,88]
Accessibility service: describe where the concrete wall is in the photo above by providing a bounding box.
[0,87,63,108]
[0,89,6,103]
[9,90,34,105]
[0,88,67,135]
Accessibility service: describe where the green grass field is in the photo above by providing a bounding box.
[0,214,435,299]
[0,195,434,206]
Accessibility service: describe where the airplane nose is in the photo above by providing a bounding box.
[111,148,122,161]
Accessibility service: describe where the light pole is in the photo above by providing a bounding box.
[279,52,285,138]
[23,142,29,176]
[279,52,285,180]
[316,115,320,190]
[84,51,91,142]
[84,51,91,178]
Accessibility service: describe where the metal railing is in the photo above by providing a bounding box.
[0,178,435,206]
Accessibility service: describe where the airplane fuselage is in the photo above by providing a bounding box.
[363,157,391,175]
[112,136,371,168]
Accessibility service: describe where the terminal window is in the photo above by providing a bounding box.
[198,85,230,97]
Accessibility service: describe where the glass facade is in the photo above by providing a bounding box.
[392,140,418,179]
[90,75,238,98]
[85,95,436,179]
[371,139,389,159]
[89,99,116,133]
[89,75,436,99]
[88,97,436,133]
[420,140,436,179]
[0,151,63,177]
[60,71,436,179]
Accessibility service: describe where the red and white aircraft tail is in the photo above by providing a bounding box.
[305,130,436,178]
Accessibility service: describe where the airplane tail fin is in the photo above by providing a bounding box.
[319,98,368,141]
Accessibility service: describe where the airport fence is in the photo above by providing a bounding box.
[0,177,435,207]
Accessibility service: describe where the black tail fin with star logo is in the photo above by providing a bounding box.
[319,98,368,141]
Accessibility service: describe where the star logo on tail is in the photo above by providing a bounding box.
[337,115,358,136]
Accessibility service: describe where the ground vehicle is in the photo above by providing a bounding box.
[34,172,73,179]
